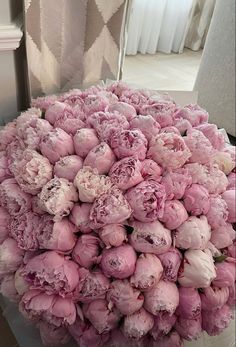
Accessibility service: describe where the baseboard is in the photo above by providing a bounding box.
[0,23,23,51]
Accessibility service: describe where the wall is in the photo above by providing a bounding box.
[0,0,24,125]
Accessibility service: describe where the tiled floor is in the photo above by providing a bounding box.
[122,48,202,91]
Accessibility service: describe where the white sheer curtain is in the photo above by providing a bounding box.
[126,0,212,55]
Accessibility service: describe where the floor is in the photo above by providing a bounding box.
[122,48,202,91]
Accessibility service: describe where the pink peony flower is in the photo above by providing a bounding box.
[206,195,229,229]
[31,196,46,215]
[54,155,83,182]
[83,94,111,115]
[149,331,183,347]
[129,114,160,141]
[5,136,25,172]
[17,114,53,150]
[195,123,225,150]
[13,149,52,194]
[173,117,192,136]
[38,321,71,346]
[174,104,209,127]
[45,101,72,125]
[125,180,166,222]
[73,128,100,158]
[183,184,210,216]
[89,188,132,229]
[40,128,74,164]
[107,101,137,121]
[212,151,235,174]
[84,142,116,175]
[159,200,188,230]
[140,100,176,128]
[69,203,92,233]
[0,207,10,244]
[98,224,127,248]
[122,308,154,340]
[14,267,29,296]
[176,287,201,319]
[74,167,113,203]
[68,318,109,347]
[210,223,235,249]
[19,290,76,326]
[212,260,235,288]
[174,315,202,341]
[109,156,143,190]
[100,244,137,279]
[53,106,86,136]
[107,279,144,315]
[31,95,58,111]
[148,133,191,170]
[144,280,179,315]
[119,89,149,113]
[161,168,192,200]
[10,212,41,250]
[150,312,177,340]
[202,305,233,336]
[174,215,211,250]
[158,247,182,282]
[37,215,76,252]
[178,249,216,288]
[72,234,101,269]
[129,220,172,255]
[0,151,11,183]
[130,253,163,291]
[110,129,147,160]
[87,111,129,142]
[227,285,236,307]
[23,251,79,296]
[184,163,228,194]
[0,273,19,302]
[0,178,31,216]
[160,126,181,135]
[73,268,110,303]
[184,129,214,164]
[227,172,236,190]
[0,238,24,276]
[200,286,230,310]
[141,159,162,180]
[0,121,17,151]
[39,177,78,221]
[222,190,236,223]
[83,299,121,334]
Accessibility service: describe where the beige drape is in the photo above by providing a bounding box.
[24,0,130,98]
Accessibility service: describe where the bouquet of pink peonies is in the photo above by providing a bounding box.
[0,82,235,347]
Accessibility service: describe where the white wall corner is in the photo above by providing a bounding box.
[0,22,23,51]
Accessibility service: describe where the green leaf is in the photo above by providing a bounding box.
[214,255,227,263]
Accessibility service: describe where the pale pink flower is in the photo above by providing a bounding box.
[206,195,229,229]
[144,280,179,315]
[148,133,191,170]
[202,305,233,336]
[195,123,225,150]
[130,253,163,291]
[73,128,99,158]
[210,223,235,249]
[129,220,171,255]
[83,299,121,334]
[0,238,24,276]
[222,189,236,223]
[54,155,83,182]
[159,200,188,230]
[107,101,137,121]
[176,287,201,319]
[84,142,116,175]
[130,114,160,141]
[99,224,127,248]
[174,216,211,250]
[100,244,137,279]
[200,286,230,310]
[161,168,192,200]
[72,234,101,269]
[122,308,154,340]
[39,177,78,220]
[125,180,166,222]
[110,129,147,160]
[109,156,143,190]
[107,279,144,315]
[158,247,182,282]
[74,167,113,203]
[141,159,162,180]
[69,203,92,233]
[140,100,176,128]
[183,183,210,216]
[40,128,74,164]
[178,249,216,288]
[184,129,214,164]
[174,104,209,127]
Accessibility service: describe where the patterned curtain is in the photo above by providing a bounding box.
[24,0,130,98]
